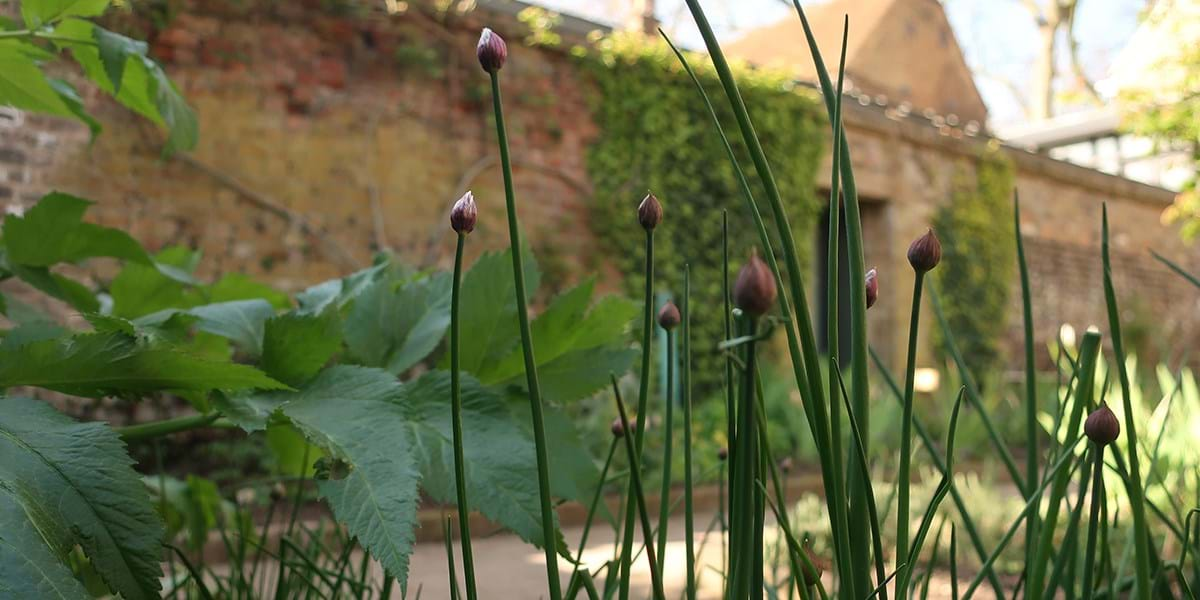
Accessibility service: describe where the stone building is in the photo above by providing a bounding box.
[1,0,1195,378]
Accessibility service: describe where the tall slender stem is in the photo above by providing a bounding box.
[1100,206,1152,600]
[449,233,478,600]
[682,266,697,600]
[894,270,925,599]
[1082,445,1105,598]
[619,229,655,600]
[567,439,619,597]
[656,329,675,572]
[1015,193,1041,585]
[488,71,561,600]
[613,377,666,600]
[117,413,220,442]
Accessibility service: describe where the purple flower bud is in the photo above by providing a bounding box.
[734,251,777,317]
[1085,403,1121,446]
[907,228,942,273]
[717,447,728,461]
[637,192,662,230]
[611,416,633,438]
[801,545,824,587]
[657,301,680,330]
[476,28,507,73]
[779,457,794,473]
[865,268,878,309]
[450,191,477,234]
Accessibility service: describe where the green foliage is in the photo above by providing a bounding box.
[0,190,637,593]
[580,32,825,391]
[0,0,197,154]
[931,148,1016,382]
[0,396,164,599]
[1118,10,1199,240]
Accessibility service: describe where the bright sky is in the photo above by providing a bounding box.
[532,0,1149,127]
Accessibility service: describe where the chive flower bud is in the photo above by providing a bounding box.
[611,417,633,438]
[476,28,507,73]
[657,301,680,330]
[865,268,878,309]
[717,447,728,461]
[734,251,777,317]
[1085,403,1121,446]
[801,545,824,586]
[637,192,662,230]
[907,228,942,273]
[450,191,477,234]
[779,457,794,474]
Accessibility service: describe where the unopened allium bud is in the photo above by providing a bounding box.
[637,193,662,230]
[717,447,728,461]
[779,457,794,474]
[450,191,477,234]
[476,28,507,73]
[1085,403,1121,446]
[657,301,680,330]
[611,417,631,438]
[907,228,942,273]
[865,268,878,309]
[269,483,287,503]
[734,251,777,317]
[801,545,824,587]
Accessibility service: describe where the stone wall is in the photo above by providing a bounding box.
[2,0,1195,378]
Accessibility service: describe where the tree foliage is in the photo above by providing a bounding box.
[0,0,197,154]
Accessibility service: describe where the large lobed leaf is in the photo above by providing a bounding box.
[343,271,452,374]
[0,330,286,397]
[449,247,540,373]
[396,371,564,551]
[279,367,422,586]
[0,396,163,599]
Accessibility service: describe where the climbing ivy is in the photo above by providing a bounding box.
[580,32,825,392]
[932,145,1017,383]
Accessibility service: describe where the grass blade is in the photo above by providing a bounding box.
[1101,205,1153,600]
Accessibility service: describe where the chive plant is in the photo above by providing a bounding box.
[461,9,1195,598]
[477,28,561,599]
[618,192,663,600]
[448,191,479,600]
[895,228,942,600]
[655,301,681,573]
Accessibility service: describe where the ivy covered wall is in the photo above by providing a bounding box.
[579,33,826,392]
[932,147,1017,382]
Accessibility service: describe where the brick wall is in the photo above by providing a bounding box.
[3,0,1196,379]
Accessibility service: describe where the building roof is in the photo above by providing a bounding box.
[724,0,988,125]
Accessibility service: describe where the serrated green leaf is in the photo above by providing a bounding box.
[344,272,451,374]
[10,264,99,312]
[279,366,420,586]
[0,485,92,598]
[0,396,162,599]
[54,19,196,154]
[396,370,563,550]
[446,247,539,373]
[0,320,67,350]
[0,44,75,117]
[0,331,287,397]
[110,247,203,318]
[297,261,388,315]
[92,26,146,93]
[138,299,276,356]
[48,77,101,139]
[477,279,637,385]
[261,309,342,387]
[504,346,638,403]
[210,273,291,309]
[20,0,109,27]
